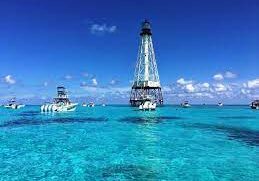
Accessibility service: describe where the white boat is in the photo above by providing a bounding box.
[4,98,25,109]
[139,100,156,111]
[41,86,77,112]
[82,103,87,107]
[102,104,106,107]
[181,101,191,108]
[87,102,95,107]
[251,100,259,110]
[218,102,223,107]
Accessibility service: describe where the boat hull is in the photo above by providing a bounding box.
[41,103,77,112]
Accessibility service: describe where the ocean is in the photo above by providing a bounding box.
[0,105,258,180]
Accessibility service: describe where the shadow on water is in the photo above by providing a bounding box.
[119,116,183,124]
[179,122,259,146]
[101,164,158,180]
[0,117,108,128]
[18,111,40,116]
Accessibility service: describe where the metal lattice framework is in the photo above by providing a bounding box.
[130,20,163,106]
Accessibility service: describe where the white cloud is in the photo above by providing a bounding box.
[92,78,98,86]
[202,82,210,88]
[225,71,237,79]
[176,78,192,85]
[3,75,16,85]
[247,79,259,89]
[213,74,224,81]
[185,84,195,92]
[90,23,117,34]
[214,83,227,92]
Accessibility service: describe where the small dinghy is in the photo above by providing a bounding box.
[41,86,77,112]
[139,98,156,111]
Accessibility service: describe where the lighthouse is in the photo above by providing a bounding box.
[130,20,163,106]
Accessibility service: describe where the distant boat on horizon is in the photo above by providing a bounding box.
[87,102,95,107]
[4,98,25,110]
[250,100,259,109]
[181,101,191,108]
[218,102,224,107]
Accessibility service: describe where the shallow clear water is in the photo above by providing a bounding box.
[0,105,259,180]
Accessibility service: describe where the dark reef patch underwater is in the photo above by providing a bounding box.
[0,117,108,128]
[178,122,259,146]
[118,116,184,124]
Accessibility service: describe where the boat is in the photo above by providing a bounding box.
[41,86,77,112]
[4,98,25,109]
[181,101,191,108]
[101,104,106,107]
[218,102,223,107]
[82,103,87,107]
[250,100,259,109]
[139,97,156,111]
[87,102,95,107]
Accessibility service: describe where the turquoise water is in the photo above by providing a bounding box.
[0,105,259,180]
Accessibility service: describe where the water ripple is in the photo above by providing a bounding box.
[218,116,257,120]
[101,164,158,180]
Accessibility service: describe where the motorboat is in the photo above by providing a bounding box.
[4,98,25,109]
[181,101,191,108]
[139,98,156,111]
[101,104,106,107]
[87,102,95,107]
[82,103,87,107]
[250,100,259,109]
[41,86,77,112]
[218,102,223,107]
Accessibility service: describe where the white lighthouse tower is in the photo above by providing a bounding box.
[130,20,163,106]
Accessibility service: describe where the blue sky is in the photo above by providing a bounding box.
[0,0,258,104]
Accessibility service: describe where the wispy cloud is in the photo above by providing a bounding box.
[43,81,48,87]
[213,71,237,81]
[82,72,89,77]
[213,73,224,81]
[90,23,117,35]
[224,71,237,79]
[3,75,16,85]
[110,79,119,86]
[64,75,73,80]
